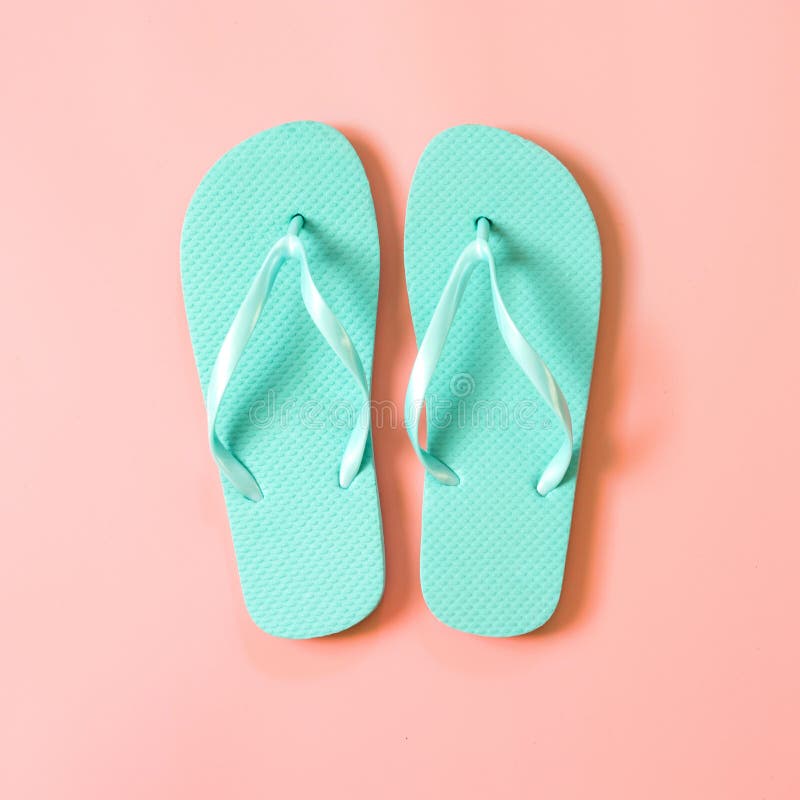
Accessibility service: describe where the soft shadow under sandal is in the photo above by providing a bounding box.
[181,122,384,638]
[405,125,601,636]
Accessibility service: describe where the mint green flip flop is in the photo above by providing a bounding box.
[181,122,384,639]
[405,125,601,637]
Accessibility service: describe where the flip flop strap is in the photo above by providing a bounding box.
[404,217,573,496]
[206,214,370,502]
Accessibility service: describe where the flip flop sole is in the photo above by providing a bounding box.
[181,122,384,638]
[406,125,601,636]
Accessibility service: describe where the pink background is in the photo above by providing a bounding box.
[2,1,798,797]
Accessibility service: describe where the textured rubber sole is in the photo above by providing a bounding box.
[405,125,601,636]
[181,122,384,638]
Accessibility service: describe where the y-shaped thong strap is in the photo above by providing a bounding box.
[206,214,371,502]
[404,217,572,496]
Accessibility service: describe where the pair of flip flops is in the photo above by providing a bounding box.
[181,122,601,639]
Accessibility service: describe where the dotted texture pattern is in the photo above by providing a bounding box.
[181,123,384,639]
[406,126,601,636]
